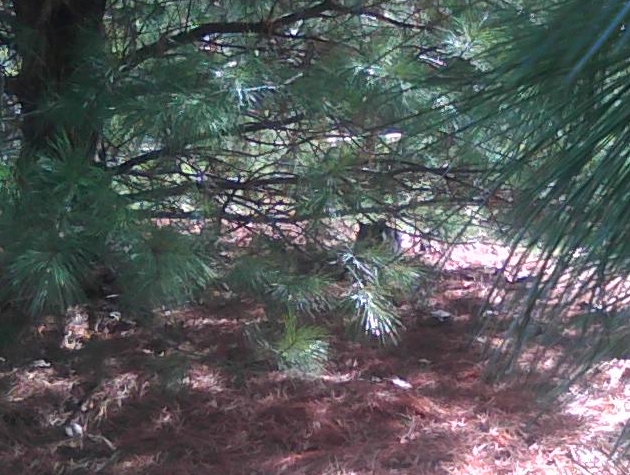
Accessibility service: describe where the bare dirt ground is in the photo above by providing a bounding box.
[1,243,629,475]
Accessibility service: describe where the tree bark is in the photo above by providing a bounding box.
[12,0,106,176]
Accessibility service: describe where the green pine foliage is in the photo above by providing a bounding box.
[456,5,630,452]
[113,226,218,310]
[0,137,118,314]
[275,313,329,374]
[0,2,503,366]
[244,311,329,374]
[341,247,421,343]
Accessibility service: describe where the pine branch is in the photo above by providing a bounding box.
[125,1,340,68]
[109,114,304,175]
[111,149,167,175]
[334,4,431,31]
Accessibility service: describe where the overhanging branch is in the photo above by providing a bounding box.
[125,0,339,68]
[110,114,305,175]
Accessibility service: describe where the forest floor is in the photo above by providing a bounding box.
[1,242,630,475]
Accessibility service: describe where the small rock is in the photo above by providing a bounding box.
[430,310,452,322]
[391,377,412,389]
[31,359,51,368]
[64,422,83,438]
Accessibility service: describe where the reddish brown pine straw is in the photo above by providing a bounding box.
[0,241,629,475]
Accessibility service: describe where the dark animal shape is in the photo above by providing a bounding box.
[355,220,402,255]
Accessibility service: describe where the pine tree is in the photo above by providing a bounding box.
[0,1,496,369]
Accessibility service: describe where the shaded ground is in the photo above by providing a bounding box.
[1,243,629,474]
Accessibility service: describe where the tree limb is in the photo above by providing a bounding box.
[109,114,304,175]
[125,1,339,68]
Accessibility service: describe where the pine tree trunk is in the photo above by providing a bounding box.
[12,0,107,178]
